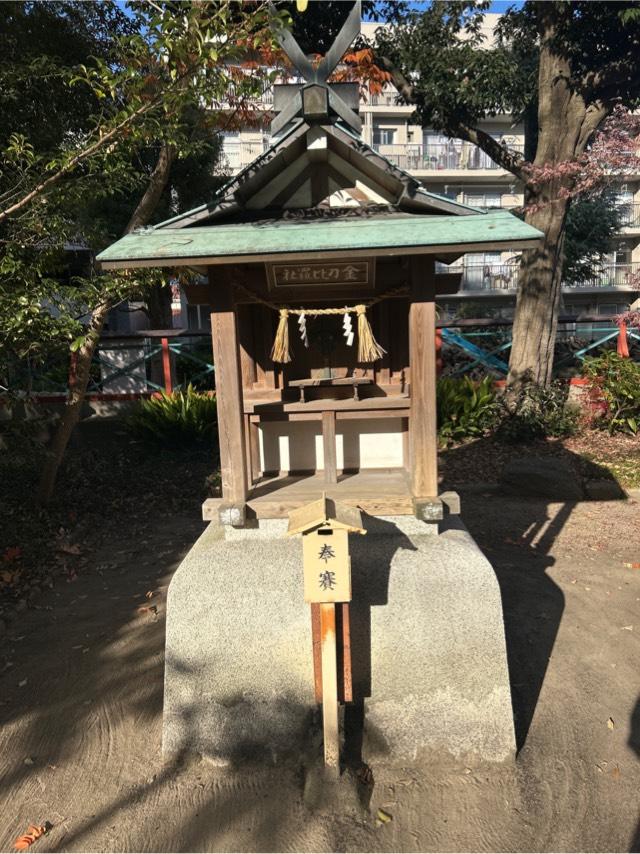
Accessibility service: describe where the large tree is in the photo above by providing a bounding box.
[373,1,640,388]
[1,0,282,502]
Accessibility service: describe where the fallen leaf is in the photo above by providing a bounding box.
[623,562,640,569]
[56,543,81,556]
[611,765,621,780]
[376,808,392,824]
[18,679,27,688]
[137,605,158,616]
[1,568,22,586]
[14,823,50,850]
[356,765,374,786]
[23,758,34,766]
[622,625,633,632]
[607,717,615,730]
[145,591,154,599]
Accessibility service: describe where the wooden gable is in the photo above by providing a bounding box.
[287,495,366,536]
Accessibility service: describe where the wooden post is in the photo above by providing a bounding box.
[161,337,173,394]
[248,418,261,484]
[209,267,248,508]
[409,256,438,499]
[319,602,339,777]
[322,410,338,484]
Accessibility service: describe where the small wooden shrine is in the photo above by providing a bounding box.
[98,2,542,527]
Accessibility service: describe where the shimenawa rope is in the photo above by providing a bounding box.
[232,282,407,364]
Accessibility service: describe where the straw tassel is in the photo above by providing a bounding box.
[271,308,292,363]
[355,304,386,363]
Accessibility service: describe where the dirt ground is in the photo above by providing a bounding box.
[1,424,640,852]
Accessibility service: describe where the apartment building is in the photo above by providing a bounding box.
[210,15,639,334]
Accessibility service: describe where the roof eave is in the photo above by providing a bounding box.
[98,236,541,271]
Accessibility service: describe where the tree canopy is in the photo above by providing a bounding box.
[372,1,640,387]
[0,0,284,502]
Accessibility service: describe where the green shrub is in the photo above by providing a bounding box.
[437,375,497,445]
[496,381,581,441]
[583,351,640,435]
[128,384,217,444]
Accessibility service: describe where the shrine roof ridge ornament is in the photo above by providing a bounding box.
[268,0,363,136]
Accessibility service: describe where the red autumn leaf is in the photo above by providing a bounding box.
[14,824,50,850]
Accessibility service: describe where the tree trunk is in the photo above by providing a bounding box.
[146,282,173,329]
[35,301,110,505]
[130,143,175,331]
[508,196,569,388]
[125,143,174,233]
[507,7,606,389]
[36,143,176,505]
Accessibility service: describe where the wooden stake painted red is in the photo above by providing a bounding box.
[617,321,630,358]
[161,337,173,393]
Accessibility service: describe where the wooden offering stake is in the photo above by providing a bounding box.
[287,495,366,777]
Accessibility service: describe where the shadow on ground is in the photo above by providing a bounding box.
[630,696,640,852]
[441,436,626,752]
[1,422,638,851]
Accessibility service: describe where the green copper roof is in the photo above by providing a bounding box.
[97,209,542,269]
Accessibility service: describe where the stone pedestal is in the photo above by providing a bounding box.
[163,516,515,764]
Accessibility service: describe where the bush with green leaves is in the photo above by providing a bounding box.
[128,385,217,445]
[583,351,640,435]
[437,375,498,446]
[496,381,581,442]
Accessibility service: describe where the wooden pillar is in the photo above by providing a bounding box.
[209,267,248,507]
[409,256,438,499]
[322,410,338,484]
[248,418,261,484]
[319,602,339,777]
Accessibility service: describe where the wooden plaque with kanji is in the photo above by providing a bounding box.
[302,528,351,603]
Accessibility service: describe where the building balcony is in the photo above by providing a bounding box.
[443,262,640,294]
[619,203,640,230]
[563,262,640,290]
[365,92,415,111]
[220,139,270,174]
[372,141,524,173]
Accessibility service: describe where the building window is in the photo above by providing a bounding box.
[464,192,502,208]
[373,125,396,145]
[187,304,211,331]
[464,252,502,267]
